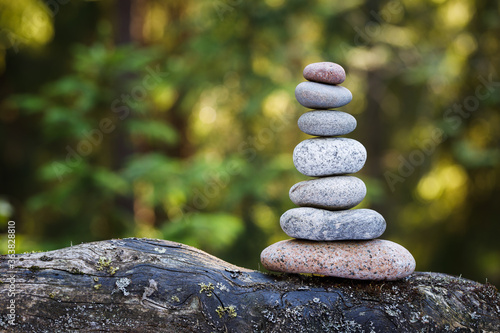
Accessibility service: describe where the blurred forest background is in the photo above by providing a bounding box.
[0,0,499,286]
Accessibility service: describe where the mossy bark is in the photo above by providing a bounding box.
[1,238,499,332]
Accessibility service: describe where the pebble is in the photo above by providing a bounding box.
[289,176,366,210]
[260,239,416,280]
[303,62,346,85]
[298,111,356,136]
[293,138,366,176]
[280,208,386,241]
[295,82,352,109]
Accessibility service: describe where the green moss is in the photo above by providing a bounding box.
[199,282,215,297]
[96,256,112,270]
[70,267,84,275]
[109,266,119,275]
[216,305,237,319]
[29,265,41,272]
[227,306,237,318]
[96,256,119,275]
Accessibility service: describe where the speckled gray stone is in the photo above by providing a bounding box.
[293,138,366,176]
[298,111,357,136]
[303,62,346,84]
[295,82,352,109]
[289,176,366,210]
[280,207,386,241]
[260,239,416,280]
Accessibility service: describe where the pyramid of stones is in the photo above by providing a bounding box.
[260,62,416,281]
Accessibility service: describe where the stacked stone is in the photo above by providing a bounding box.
[260,62,416,281]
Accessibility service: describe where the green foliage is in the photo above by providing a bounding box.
[162,213,243,253]
[127,119,178,145]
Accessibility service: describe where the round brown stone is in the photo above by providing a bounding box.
[260,239,416,280]
[303,62,346,85]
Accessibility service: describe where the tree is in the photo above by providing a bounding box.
[1,238,499,332]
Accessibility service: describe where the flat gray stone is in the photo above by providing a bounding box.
[295,82,352,109]
[293,138,366,176]
[289,176,366,210]
[303,62,346,84]
[298,111,357,136]
[280,207,386,241]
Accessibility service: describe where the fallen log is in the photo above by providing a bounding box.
[1,237,499,332]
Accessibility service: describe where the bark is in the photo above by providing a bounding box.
[1,238,499,332]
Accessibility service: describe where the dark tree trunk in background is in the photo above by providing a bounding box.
[358,0,383,181]
[1,238,499,332]
[362,69,386,178]
[357,0,390,219]
[112,0,136,219]
[113,0,134,164]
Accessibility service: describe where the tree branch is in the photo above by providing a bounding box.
[1,238,499,332]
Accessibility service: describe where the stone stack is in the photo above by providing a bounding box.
[260,62,416,281]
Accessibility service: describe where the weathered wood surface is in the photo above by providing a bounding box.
[1,237,499,332]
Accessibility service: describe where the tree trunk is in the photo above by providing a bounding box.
[1,238,499,332]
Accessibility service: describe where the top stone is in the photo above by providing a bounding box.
[303,62,346,85]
